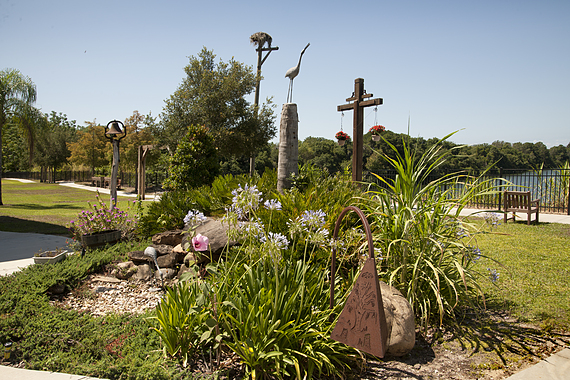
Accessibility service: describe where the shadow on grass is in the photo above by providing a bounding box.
[6,203,84,211]
[449,302,570,367]
[0,216,70,235]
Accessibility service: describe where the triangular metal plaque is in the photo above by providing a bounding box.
[330,256,388,357]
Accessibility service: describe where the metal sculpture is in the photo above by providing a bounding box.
[329,206,389,358]
[285,43,310,103]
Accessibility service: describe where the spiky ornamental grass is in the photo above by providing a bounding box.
[361,131,502,329]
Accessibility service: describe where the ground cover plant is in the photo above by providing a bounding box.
[0,242,193,380]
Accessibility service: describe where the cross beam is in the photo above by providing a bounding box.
[337,78,383,182]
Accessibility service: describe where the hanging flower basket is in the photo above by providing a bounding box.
[369,125,385,142]
[335,131,350,146]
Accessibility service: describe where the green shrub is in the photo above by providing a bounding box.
[163,124,219,191]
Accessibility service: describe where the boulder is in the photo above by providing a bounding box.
[183,219,233,257]
[151,244,173,256]
[380,282,416,356]
[172,244,186,263]
[112,261,137,280]
[184,252,197,267]
[177,264,192,278]
[157,251,178,269]
[152,229,184,246]
[133,264,153,281]
[128,251,152,265]
[156,268,177,280]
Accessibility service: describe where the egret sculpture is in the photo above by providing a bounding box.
[144,246,163,287]
[285,43,310,103]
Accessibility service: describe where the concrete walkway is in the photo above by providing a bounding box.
[0,179,569,379]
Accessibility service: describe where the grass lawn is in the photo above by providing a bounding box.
[0,179,145,235]
[472,218,570,329]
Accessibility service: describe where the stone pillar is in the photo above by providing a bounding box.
[277,103,299,193]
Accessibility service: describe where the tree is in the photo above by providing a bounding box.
[121,111,157,172]
[159,48,276,163]
[298,137,351,174]
[67,121,109,173]
[34,112,77,181]
[162,125,219,191]
[0,68,37,205]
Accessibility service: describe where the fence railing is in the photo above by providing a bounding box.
[6,168,570,214]
[3,170,168,193]
[365,168,570,215]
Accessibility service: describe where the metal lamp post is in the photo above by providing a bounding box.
[104,120,127,210]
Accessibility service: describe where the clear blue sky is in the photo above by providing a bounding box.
[2,0,569,147]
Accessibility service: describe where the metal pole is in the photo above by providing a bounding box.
[110,139,119,210]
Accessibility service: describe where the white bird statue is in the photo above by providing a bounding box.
[285,43,310,103]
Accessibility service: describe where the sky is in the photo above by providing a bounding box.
[1,0,569,148]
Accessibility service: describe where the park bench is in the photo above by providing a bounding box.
[503,190,540,225]
[91,176,105,188]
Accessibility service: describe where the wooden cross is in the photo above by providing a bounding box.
[337,78,383,182]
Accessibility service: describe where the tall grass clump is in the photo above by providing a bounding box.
[362,132,501,329]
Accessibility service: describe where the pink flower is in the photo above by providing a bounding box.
[192,233,209,252]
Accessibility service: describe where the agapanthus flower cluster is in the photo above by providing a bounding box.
[260,232,289,250]
[466,245,482,262]
[184,210,208,226]
[298,209,326,232]
[263,199,282,211]
[488,268,500,283]
[229,184,262,221]
[68,193,139,242]
[484,212,501,229]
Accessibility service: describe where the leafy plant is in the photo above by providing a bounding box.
[149,279,220,367]
[361,131,501,329]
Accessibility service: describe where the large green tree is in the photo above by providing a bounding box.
[158,48,276,162]
[34,112,77,181]
[0,69,37,205]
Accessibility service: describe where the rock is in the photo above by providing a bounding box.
[157,252,177,268]
[112,261,137,280]
[173,244,186,263]
[183,219,232,258]
[152,230,184,246]
[380,281,416,356]
[133,264,153,281]
[155,268,177,280]
[151,244,173,256]
[92,275,122,283]
[128,250,152,265]
[177,264,192,278]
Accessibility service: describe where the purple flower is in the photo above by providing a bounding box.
[192,234,209,252]
[264,199,282,211]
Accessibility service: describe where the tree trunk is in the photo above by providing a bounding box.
[277,103,299,193]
